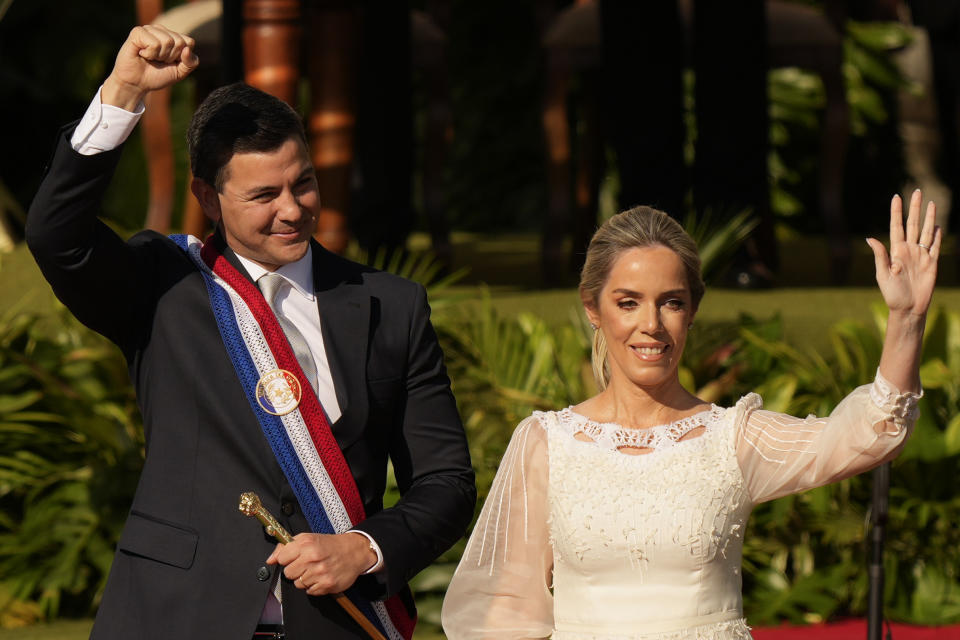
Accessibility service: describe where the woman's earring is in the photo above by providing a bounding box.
[590,323,598,331]
[688,321,694,329]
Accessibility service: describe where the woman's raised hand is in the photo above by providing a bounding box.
[866,190,941,318]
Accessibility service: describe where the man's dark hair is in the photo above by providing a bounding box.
[187,83,309,191]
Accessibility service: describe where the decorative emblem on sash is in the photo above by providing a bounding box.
[256,368,302,415]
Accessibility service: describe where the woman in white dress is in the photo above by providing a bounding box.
[442,193,941,639]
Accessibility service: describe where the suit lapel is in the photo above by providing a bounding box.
[311,242,369,445]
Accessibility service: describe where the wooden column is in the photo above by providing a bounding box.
[540,0,601,283]
[137,0,175,233]
[306,3,357,254]
[571,71,602,274]
[542,52,571,284]
[243,0,302,106]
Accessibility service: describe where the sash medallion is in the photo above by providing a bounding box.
[256,369,302,416]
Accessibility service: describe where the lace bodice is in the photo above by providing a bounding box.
[544,405,751,639]
[442,374,920,640]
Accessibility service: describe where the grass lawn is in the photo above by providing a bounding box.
[0,620,92,640]
[479,285,960,353]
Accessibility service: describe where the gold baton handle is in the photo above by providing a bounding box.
[239,492,387,640]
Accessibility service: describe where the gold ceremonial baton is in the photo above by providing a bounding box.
[239,492,387,640]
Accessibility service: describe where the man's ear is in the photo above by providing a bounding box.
[191,178,221,223]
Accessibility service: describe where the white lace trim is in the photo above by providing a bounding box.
[551,406,726,453]
[552,617,752,639]
[870,368,922,427]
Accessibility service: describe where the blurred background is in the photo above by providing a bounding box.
[2,0,958,288]
[2,1,960,638]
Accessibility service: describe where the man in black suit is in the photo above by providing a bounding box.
[26,25,475,640]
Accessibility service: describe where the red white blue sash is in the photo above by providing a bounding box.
[172,234,415,640]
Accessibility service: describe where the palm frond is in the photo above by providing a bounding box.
[683,209,758,283]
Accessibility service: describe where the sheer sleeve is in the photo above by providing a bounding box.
[442,416,553,639]
[737,370,922,504]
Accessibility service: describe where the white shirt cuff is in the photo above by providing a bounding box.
[70,86,144,155]
[348,530,384,574]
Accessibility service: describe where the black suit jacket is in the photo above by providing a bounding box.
[25,128,476,639]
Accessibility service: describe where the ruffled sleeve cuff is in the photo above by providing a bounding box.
[869,369,923,429]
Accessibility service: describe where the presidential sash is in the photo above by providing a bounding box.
[171,234,415,640]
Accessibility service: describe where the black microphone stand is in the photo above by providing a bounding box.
[867,462,890,640]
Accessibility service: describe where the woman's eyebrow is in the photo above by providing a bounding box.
[610,288,688,296]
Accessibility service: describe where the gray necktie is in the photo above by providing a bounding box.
[258,273,318,393]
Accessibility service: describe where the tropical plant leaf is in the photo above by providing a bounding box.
[683,209,758,283]
[911,565,960,624]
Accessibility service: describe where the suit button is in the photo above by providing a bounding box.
[281,501,295,516]
[256,565,271,582]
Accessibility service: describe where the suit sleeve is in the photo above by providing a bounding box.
[25,126,154,355]
[352,283,476,598]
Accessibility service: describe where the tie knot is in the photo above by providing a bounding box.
[258,273,288,308]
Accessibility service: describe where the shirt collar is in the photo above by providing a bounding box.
[235,245,315,302]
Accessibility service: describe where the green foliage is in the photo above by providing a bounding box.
[769,19,912,227]
[0,310,141,625]
[844,21,914,135]
[355,249,471,314]
[722,307,960,626]
[439,291,592,501]
[683,210,759,285]
[878,308,960,625]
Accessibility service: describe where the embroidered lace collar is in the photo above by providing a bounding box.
[554,405,726,453]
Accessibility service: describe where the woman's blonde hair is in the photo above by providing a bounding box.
[579,206,704,390]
